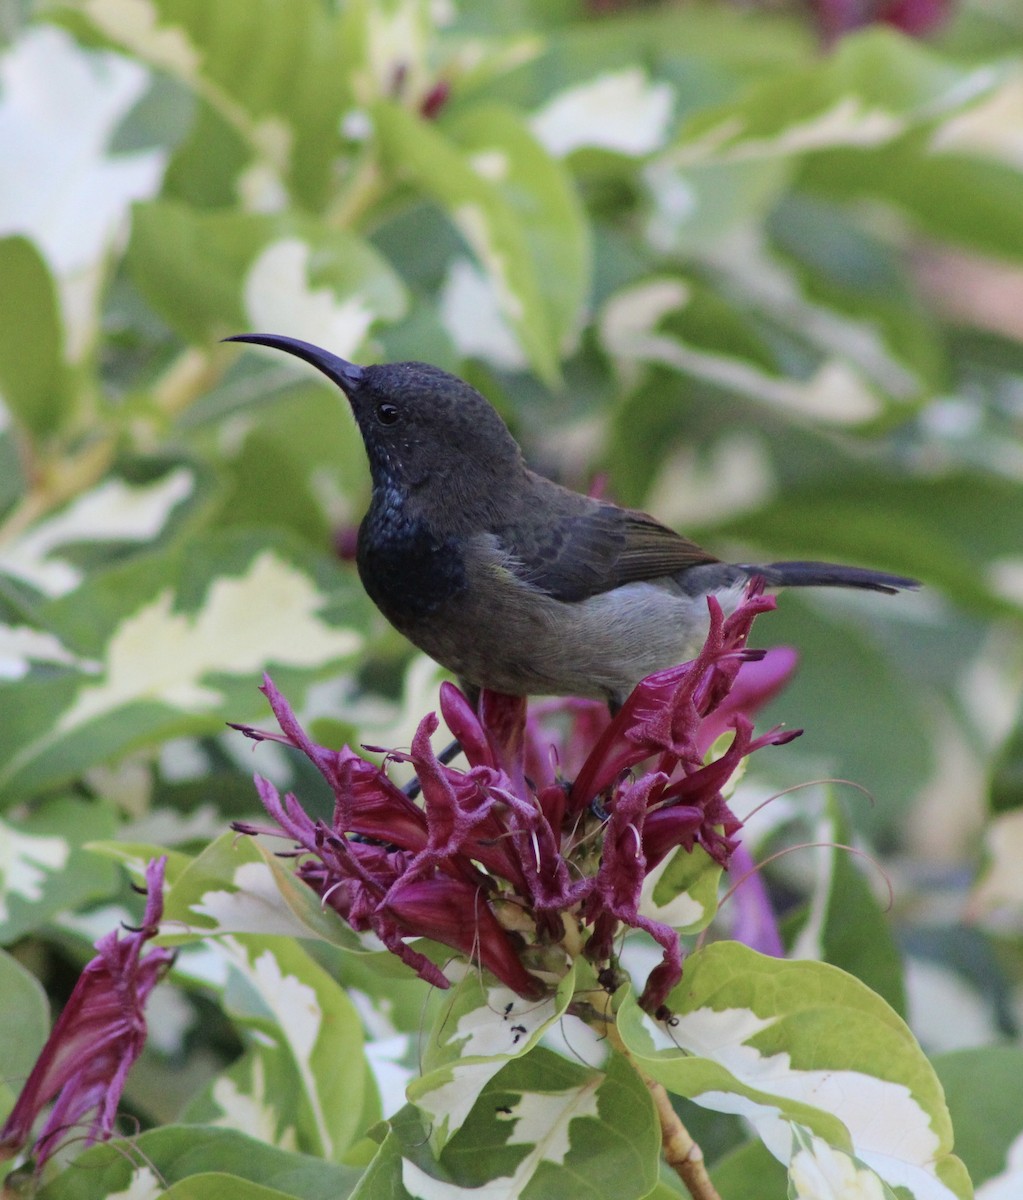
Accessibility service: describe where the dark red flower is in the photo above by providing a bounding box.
[0,858,173,1169]
[234,583,799,1016]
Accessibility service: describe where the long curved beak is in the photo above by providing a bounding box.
[225,334,366,393]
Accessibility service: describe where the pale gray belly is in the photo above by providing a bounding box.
[405,576,749,704]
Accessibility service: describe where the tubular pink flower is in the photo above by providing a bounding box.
[235,583,799,1015]
[383,876,544,999]
[0,858,173,1168]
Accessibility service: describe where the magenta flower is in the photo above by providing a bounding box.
[812,0,951,42]
[0,858,173,1169]
[726,843,786,958]
[234,584,799,1018]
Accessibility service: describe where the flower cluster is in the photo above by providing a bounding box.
[0,857,173,1170]
[234,585,798,1017]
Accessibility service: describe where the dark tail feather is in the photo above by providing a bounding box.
[749,561,920,595]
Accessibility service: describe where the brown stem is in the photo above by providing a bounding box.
[645,1075,723,1200]
[587,998,722,1200]
[151,346,221,420]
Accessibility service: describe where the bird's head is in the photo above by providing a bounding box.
[227,335,522,503]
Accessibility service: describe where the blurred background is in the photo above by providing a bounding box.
[1,0,1021,1191]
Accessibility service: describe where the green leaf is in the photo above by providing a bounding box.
[128,202,406,347]
[645,843,722,935]
[160,832,364,951]
[0,236,68,439]
[787,1124,902,1200]
[618,943,970,1200]
[766,193,948,395]
[0,531,367,798]
[0,950,49,1097]
[394,1047,660,1200]
[73,0,352,207]
[446,104,591,357]
[409,964,577,1150]
[802,138,1023,260]
[40,1141,356,1200]
[176,934,378,1162]
[674,28,1009,165]
[81,1123,360,1200]
[599,265,929,427]
[643,158,791,257]
[348,1128,408,1200]
[374,102,569,385]
[128,204,267,341]
[934,1045,1023,1188]
[160,1177,297,1200]
[714,471,1023,619]
[711,1138,789,1200]
[0,462,213,611]
[480,5,814,117]
[815,795,907,1015]
[420,963,577,1074]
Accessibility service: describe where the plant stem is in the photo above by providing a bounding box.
[152,347,221,420]
[645,1075,723,1200]
[590,998,723,1200]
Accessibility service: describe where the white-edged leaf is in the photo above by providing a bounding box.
[161,832,363,951]
[0,467,195,598]
[617,943,970,1200]
[0,24,166,354]
[600,277,898,425]
[374,101,586,383]
[0,797,118,942]
[410,964,577,1150]
[77,0,352,206]
[128,203,406,347]
[187,934,377,1161]
[396,1046,659,1200]
[670,29,1010,167]
[0,532,366,797]
[530,67,675,158]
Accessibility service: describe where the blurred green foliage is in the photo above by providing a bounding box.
[1,1,1022,1196]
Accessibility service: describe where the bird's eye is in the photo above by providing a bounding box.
[376,402,400,426]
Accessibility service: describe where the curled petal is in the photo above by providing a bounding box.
[439,682,493,770]
[696,647,798,754]
[331,751,430,852]
[260,674,429,852]
[407,714,517,876]
[591,773,665,917]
